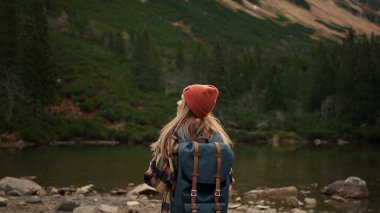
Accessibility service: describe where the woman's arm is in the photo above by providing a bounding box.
[144,148,173,193]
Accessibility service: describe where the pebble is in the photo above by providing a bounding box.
[228,203,242,209]
[304,198,317,208]
[15,201,27,206]
[48,186,59,195]
[26,195,42,204]
[76,184,95,195]
[255,205,270,210]
[56,201,80,211]
[0,191,5,197]
[291,208,307,213]
[286,196,303,207]
[0,197,8,207]
[73,205,96,213]
[52,194,63,199]
[99,204,118,213]
[126,201,140,207]
[8,189,22,196]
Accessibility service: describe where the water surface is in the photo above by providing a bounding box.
[0,144,379,211]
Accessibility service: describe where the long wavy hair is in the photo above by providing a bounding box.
[150,99,233,158]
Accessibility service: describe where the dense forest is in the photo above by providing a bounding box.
[1,0,379,144]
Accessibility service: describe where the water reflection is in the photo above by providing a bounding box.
[0,144,379,211]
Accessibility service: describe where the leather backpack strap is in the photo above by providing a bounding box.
[191,141,199,213]
[214,142,222,213]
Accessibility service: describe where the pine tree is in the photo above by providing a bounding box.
[113,31,126,56]
[335,30,358,120]
[175,40,185,71]
[264,65,286,111]
[0,0,23,122]
[131,26,162,92]
[208,37,228,96]
[371,34,380,123]
[190,42,209,83]
[351,36,376,124]
[21,0,56,113]
[307,42,335,112]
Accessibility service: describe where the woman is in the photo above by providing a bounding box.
[144,84,233,213]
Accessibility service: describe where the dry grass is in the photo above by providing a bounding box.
[44,99,96,119]
[218,0,380,39]
[169,20,202,43]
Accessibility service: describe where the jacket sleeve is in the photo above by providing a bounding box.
[144,147,173,193]
[229,168,235,191]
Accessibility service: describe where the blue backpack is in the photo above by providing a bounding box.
[172,133,234,213]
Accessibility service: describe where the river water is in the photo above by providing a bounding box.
[0,144,379,211]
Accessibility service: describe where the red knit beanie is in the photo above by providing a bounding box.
[183,84,219,118]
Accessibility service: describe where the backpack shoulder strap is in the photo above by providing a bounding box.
[214,142,222,213]
[191,141,199,213]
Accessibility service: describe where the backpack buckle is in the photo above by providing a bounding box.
[215,189,221,197]
[191,190,197,197]
[216,211,221,213]
[192,210,198,213]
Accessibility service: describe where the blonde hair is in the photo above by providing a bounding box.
[150,100,233,158]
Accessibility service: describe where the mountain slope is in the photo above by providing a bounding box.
[219,0,380,39]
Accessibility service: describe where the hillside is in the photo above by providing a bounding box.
[220,0,380,39]
[47,0,380,46]
[1,0,380,144]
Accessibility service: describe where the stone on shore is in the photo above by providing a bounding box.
[58,187,76,195]
[76,184,95,195]
[304,197,317,208]
[100,204,118,213]
[246,205,277,213]
[0,197,7,207]
[245,186,298,200]
[321,176,369,198]
[48,186,59,195]
[8,189,22,196]
[56,201,80,211]
[127,184,157,196]
[73,206,96,213]
[228,203,242,209]
[291,208,307,213]
[0,176,44,195]
[325,197,369,212]
[26,195,42,204]
[126,201,140,207]
[286,196,303,207]
[110,188,128,196]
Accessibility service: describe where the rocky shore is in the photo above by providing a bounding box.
[0,176,373,213]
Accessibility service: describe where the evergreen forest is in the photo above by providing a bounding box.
[1,0,380,144]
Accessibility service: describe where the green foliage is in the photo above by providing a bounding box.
[264,65,286,111]
[0,0,23,123]
[2,0,380,144]
[190,42,210,83]
[114,122,158,143]
[306,43,335,111]
[175,41,185,71]
[208,37,229,97]
[131,27,163,92]
[21,0,57,111]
